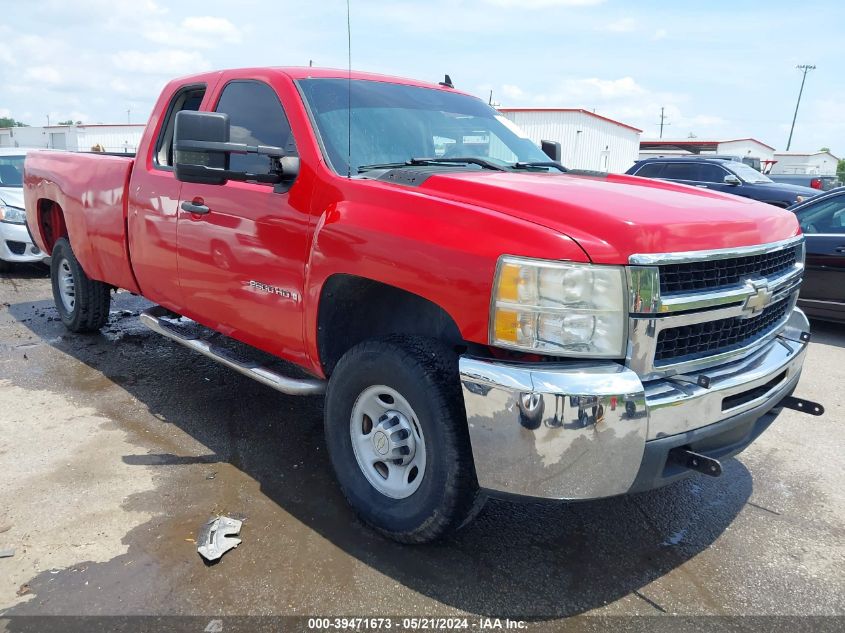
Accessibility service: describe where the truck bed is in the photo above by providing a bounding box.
[24,150,140,293]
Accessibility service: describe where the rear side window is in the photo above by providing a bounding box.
[634,163,664,178]
[660,163,697,180]
[214,80,297,179]
[155,85,206,168]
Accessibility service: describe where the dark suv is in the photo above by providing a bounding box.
[627,156,819,207]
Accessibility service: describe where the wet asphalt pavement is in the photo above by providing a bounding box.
[0,265,843,627]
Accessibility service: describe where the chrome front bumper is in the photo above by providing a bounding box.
[459,308,810,500]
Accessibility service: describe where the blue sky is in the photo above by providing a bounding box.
[1,0,843,156]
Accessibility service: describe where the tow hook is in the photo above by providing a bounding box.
[668,448,723,477]
[779,396,824,416]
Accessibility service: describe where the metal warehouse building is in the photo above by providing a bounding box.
[770,151,840,176]
[498,108,643,173]
[0,123,145,153]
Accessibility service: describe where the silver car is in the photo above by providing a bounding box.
[0,148,49,271]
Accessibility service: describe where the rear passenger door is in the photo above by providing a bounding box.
[175,77,313,366]
[128,83,208,310]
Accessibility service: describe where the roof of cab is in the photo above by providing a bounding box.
[169,67,471,96]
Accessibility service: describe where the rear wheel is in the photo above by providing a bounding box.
[50,237,111,332]
[324,336,481,543]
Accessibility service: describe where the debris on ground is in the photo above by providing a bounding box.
[196,516,242,562]
[16,584,31,597]
[0,547,15,558]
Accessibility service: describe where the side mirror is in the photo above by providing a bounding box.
[174,111,231,185]
[723,174,741,186]
[173,111,297,187]
[541,140,562,162]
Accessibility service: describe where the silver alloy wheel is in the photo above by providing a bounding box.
[57,257,76,313]
[350,385,427,499]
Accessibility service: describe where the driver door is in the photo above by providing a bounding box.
[175,77,312,365]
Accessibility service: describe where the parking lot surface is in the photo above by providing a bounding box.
[0,265,843,627]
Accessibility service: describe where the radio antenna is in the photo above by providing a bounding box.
[346,0,352,178]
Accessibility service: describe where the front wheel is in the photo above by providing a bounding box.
[50,237,111,332]
[324,336,481,543]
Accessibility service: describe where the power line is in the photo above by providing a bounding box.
[786,64,815,151]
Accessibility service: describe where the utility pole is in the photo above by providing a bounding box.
[657,107,670,139]
[127,108,131,124]
[786,64,815,150]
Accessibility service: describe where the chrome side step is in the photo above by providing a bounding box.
[139,306,326,396]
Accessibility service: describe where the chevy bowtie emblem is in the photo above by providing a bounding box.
[742,279,773,316]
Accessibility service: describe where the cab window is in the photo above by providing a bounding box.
[154,85,206,168]
[214,80,297,180]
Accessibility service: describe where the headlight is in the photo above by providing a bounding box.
[490,256,627,357]
[0,203,26,224]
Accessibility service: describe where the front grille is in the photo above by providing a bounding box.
[6,240,26,255]
[659,245,799,294]
[655,298,790,364]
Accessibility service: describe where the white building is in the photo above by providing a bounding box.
[770,151,840,176]
[0,124,145,153]
[639,138,776,171]
[498,108,643,173]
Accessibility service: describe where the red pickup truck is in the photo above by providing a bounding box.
[24,67,819,543]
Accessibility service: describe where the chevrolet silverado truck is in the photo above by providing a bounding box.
[24,67,822,543]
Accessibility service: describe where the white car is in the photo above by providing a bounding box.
[0,147,49,271]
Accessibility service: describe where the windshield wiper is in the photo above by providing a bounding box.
[408,157,508,171]
[512,161,567,173]
[357,162,408,173]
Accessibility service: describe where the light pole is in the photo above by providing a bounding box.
[786,64,815,151]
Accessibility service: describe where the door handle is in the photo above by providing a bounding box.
[181,200,209,215]
[835,246,845,253]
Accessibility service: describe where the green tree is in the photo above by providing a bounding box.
[819,146,831,153]
[0,117,28,128]
[56,119,82,126]
[837,159,845,183]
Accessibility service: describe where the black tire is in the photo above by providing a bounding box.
[50,237,111,332]
[0,258,12,273]
[324,336,481,543]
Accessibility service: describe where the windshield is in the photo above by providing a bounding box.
[728,162,772,184]
[298,78,550,175]
[0,155,24,188]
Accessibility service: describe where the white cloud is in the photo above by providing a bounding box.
[605,17,637,32]
[144,15,242,48]
[26,66,65,86]
[653,28,668,40]
[182,16,242,43]
[111,50,211,75]
[502,84,525,99]
[483,0,604,6]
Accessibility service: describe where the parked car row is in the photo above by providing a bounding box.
[626,156,819,208]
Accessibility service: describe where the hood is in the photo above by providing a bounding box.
[756,181,820,196]
[0,187,24,209]
[416,171,801,264]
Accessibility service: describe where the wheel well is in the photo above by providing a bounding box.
[317,274,465,376]
[37,199,68,253]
